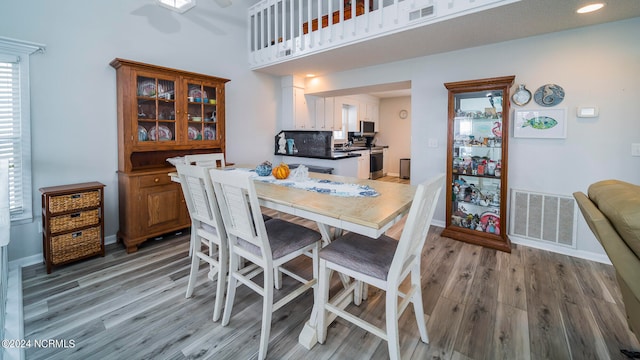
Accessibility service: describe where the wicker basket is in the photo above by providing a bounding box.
[50,226,102,264]
[49,190,101,214]
[50,209,100,234]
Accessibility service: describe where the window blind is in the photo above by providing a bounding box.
[0,60,24,216]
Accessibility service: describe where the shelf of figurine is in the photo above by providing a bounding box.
[450,208,501,235]
[452,157,502,178]
[452,178,500,207]
[450,179,501,234]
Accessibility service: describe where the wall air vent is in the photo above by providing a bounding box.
[409,5,435,21]
[509,189,577,248]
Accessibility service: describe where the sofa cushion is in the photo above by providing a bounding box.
[589,180,640,258]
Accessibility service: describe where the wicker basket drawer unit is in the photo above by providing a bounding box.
[40,182,106,273]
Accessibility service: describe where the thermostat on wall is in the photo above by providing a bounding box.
[577,106,599,118]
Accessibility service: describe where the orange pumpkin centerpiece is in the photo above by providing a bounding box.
[272,163,290,179]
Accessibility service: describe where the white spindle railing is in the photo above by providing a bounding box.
[248,0,520,70]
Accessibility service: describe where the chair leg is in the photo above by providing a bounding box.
[354,280,362,306]
[207,239,216,281]
[274,267,282,289]
[222,246,239,327]
[212,243,227,322]
[188,225,196,257]
[259,266,274,360]
[410,265,429,343]
[317,259,330,344]
[385,289,401,360]
[185,238,200,298]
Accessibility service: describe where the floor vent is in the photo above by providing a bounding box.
[509,189,577,248]
[409,5,435,21]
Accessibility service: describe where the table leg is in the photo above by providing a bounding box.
[298,222,366,350]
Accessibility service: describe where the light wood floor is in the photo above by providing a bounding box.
[22,176,640,359]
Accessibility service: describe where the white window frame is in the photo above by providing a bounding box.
[0,36,45,223]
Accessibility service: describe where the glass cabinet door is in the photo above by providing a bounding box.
[186,81,218,142]
[136,75,176,143]
[451,90,504,233]
[443,76,514,253]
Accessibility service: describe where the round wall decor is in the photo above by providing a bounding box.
[512,84,531,106]
[534,84,565,107]
[399,109,408,119]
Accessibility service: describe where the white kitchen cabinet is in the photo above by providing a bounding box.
[282,76,313,130]
[359,101,378,121]
[342,96,360,132]
[312,97,336,130]
[368,102,379,130]
[354,150,370,179]
[314,97,325,129]
[325,97,336,130]
[351,95,380,132]
[294,87,313,129]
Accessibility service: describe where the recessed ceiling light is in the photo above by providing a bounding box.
[577,3,605,14]
[305,73,316,78]
[157,0,196,13]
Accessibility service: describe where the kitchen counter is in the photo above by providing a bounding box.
[274,150,368,178]
[273,151,362,160]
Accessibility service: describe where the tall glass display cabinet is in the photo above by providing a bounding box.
[442,76,515,252]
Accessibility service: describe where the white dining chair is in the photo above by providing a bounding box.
[176,163,228,322]
[317,173,445,360]
[182,153,228,258]
[184,152,225,168]
[210,168,321,360]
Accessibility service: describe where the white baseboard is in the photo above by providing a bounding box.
[432,224,610,264]
[509,235,611,264]
[9,254,41,270]
[105,234,117,245]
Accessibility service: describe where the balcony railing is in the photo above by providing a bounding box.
[248,0,520,70]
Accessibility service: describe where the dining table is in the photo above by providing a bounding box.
[170,166,416,349]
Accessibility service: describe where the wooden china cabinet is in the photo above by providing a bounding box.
[442,76,514,252]
[110,58,230,253]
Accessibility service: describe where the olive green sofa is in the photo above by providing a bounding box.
[574,179,640,340]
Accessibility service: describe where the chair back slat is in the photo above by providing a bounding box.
[184,153,226,168]
[389,173,444,281]
[210,169,270,255]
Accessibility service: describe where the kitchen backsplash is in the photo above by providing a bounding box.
[274,130,333,156]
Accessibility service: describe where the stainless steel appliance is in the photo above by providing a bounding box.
[400,158,410,179]
[351,135,384,180]
[358,121,376,136]
[370,146,384,179]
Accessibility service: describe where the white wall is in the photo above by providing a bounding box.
[305,18,640,260]
[377,97,411,175]
[0,0,279,262]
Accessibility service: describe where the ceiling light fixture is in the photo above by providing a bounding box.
[577,3,605,14]
[305,73,316,78]
[214,0,233,7]
[157,0,196,13]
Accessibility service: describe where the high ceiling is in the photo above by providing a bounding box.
[247,0,640,79]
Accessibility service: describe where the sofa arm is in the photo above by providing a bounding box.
[574,191,640,301]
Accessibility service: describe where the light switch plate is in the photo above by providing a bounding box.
[428,138,438,148]
[577,106,599,118]
[632,143,640,157]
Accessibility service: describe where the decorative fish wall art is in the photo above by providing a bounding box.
[514,108,566,139]
[520,116,558,129]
